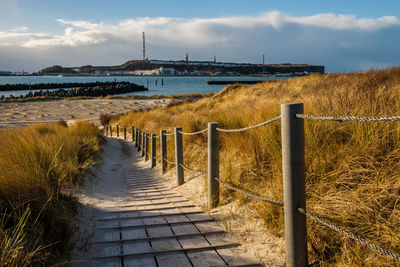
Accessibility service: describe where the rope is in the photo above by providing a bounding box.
[178,128,208,136]
[298,207,400,261]
[297,114,400,122]
[163,131,175,136]
[216,116,281,132]
[215,177,284,206]
[179,163,207,177]
[164,158,176,165]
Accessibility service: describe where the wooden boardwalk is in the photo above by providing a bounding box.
[83,138,262,266]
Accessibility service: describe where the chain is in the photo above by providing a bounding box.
[297,114,400,122]
[179,163,207,177]
[216,116,281,132]
[214,177,284,206]
[298,207,400,261]
[178,128,208,136]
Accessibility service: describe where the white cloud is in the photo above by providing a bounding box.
[10,26,29,32]
[1,11,400,72]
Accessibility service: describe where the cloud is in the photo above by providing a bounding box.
[1,11,400,72]
[10,26,29,32]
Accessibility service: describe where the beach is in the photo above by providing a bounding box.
[0,97,171,127]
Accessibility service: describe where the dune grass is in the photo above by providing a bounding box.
[0,121,103,266]
[109,67,400,266]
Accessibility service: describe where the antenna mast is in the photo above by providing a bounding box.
[142,32,146,61]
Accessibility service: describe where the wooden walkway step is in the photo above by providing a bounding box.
[85,138,263,266]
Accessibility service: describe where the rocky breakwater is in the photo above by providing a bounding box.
[0,82,147,100]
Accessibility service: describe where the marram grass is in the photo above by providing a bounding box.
[111,67,400,266]
[0,121,103,266]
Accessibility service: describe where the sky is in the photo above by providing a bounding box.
[1,0,400,72]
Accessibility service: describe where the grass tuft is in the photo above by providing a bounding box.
[0,121,103,265]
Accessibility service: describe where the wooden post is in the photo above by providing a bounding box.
[137,130,141,152]
[141,132,145,157]
[131,126,135,142]
[123,126,127,140]
[208,122,219,209]
[116,125,119,137]
[145,133,149,161]
[281,103,308,267]
[110,125,113,137]
[135,129,139,148]
[175,127,184,186]
[105,125,109,136]
[160,130,167,174]
[151,134,156,168]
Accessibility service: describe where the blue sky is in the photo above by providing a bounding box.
[1,0,400,72]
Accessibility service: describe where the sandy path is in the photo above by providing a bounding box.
[70,137,266,266]
[0,97,170,127]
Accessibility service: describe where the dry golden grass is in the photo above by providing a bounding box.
[111,67,400,266]
[0,121,103,266]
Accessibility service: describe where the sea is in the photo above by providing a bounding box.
[0,75,285,98]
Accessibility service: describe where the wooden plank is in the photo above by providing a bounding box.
[172,223,227,266]
[216,247,262,266]
[124,255,157,267]
[96,244,240,259]
[206,234,262,266]
[99,243,121,257]
[96,231,226,244]
[100,219,215,231]
[121,229,147,240]
[155,252,192,267]
[120,218,143,227]
[98,211,203,222]
[98,258,122,267]
[164,215,189,223]
[95,230,120,243]
[98,204,196,214]
[122,240,151,255]
[195,221,225,233]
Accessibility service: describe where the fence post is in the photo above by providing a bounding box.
[123,126,127,140]
[105,125,109,136]
[110,125,113,137]
[208,122,219,209]
[151,134,156,168]
[160,130,167,174]
[135,129,139,148]
[145,133,149,161]
[137,130,141,152]
[281,103,307,267]
[141,132,146,157]
[116,125,119,137]
[175,127,184,186]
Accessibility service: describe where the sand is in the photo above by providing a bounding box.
[0,97,171,127]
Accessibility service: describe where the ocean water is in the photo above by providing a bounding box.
[0,75,285,97]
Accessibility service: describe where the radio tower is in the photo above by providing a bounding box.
[142,32,146,61]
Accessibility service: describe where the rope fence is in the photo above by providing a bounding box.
[297,207,400,261]
[105,102,400,265]
[297,114,400,122]
[179,163,207,177]
[178,128,208,135]
[216,116,281,132]
[215,177,284,206]
[163,131,175,136]
[164,158,176,165]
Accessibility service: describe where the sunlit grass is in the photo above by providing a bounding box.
[0,121,103,266]
[110,67,400,266]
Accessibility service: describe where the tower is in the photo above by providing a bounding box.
[142,32,146,61]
